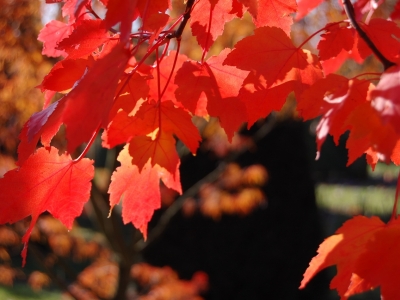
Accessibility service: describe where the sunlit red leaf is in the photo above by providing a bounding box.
[109,146,181,237]
[129,130,179,174]
[295,0,323,20]
[358,19,400,61]
[298,74,372,153]
[190,0,235,51]
[175,49,248,139]
[17,98,67,165]
[62,44,130,153]
[39,56,95,93]
[254,0,296,34]
[318,23,354,61]
[0,147,94,265]
[38,20,73,57]
[301,216,400,300]
[224,26,323,94]
[57,19,110,59]
[104,0,137,42]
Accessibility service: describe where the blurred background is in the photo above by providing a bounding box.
[0,0,397,299]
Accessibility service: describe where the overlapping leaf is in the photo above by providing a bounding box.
[38,20,73,57]
[56,19,110,59]
[297,74,373,153]
[62,43,130,153]
[190,0,236,51]
[175,49,248,140]
[224,26,323,94]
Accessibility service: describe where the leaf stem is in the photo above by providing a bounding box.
[201,5,213,63]
[297,21,346,50]
[73,125,100,162]
[342,0,395,70]
[166,0,196,40]
[160,41,181,100]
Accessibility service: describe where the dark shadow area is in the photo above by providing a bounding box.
[144,119,331,300]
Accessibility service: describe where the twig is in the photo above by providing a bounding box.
[167,0,196,40]
[342,0,395,70]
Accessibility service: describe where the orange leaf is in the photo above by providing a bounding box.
[129,130,179,174]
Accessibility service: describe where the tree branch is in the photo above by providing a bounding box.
[342,0,395,70]
[167,0,196,40]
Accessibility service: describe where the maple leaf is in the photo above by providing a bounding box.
[38,20,73,57]
[108,72,150,121]
[61,0,91,23]
[62,43,131,153]
[358,19,400,62]
[317,23,354,62]
[0,147,94,265]
[345,102,400,167]
[175,49,248,140]
[371,64,400,137]
[129,130,180,174]
[239,78,294,127]
[39,56,95,93]
[104,0,137,42]
[254,0,297,35]
[297,74,373,153]
[148,51,188,105]
[56,19,110,59]
[103,109,149,149]
[17,98,67,165]
[224,26,323,95]
[108,146,181,238]
[295,0,323,20]
[190,0,236,51]
[300,216,400,300]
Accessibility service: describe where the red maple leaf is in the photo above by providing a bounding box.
[254,0,297,35]
[0,147,94,265]
[104,0,137,42]
[175,49,248,140]
[318,23,354,62]
[224,26,323,94]
[190,0,236,51]
[39,56,95,93]
[358,19,400,62]
[56,19,110,59]
[108,146,181,238]
[295,0,323,20]
[62,43,131,153]
[300,215,400,300]
[148,51,188,104]
[108,72,150,121]
[17,98,67,165]
[38,20,73,57]
[297,74,373,153]
[371,64,400,136]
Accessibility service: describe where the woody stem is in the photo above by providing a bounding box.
[342,0,395,70]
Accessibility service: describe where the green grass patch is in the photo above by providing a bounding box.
[0,284,62,300]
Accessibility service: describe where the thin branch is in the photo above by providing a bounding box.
[167,0,196,40]
[342,0,395,70]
